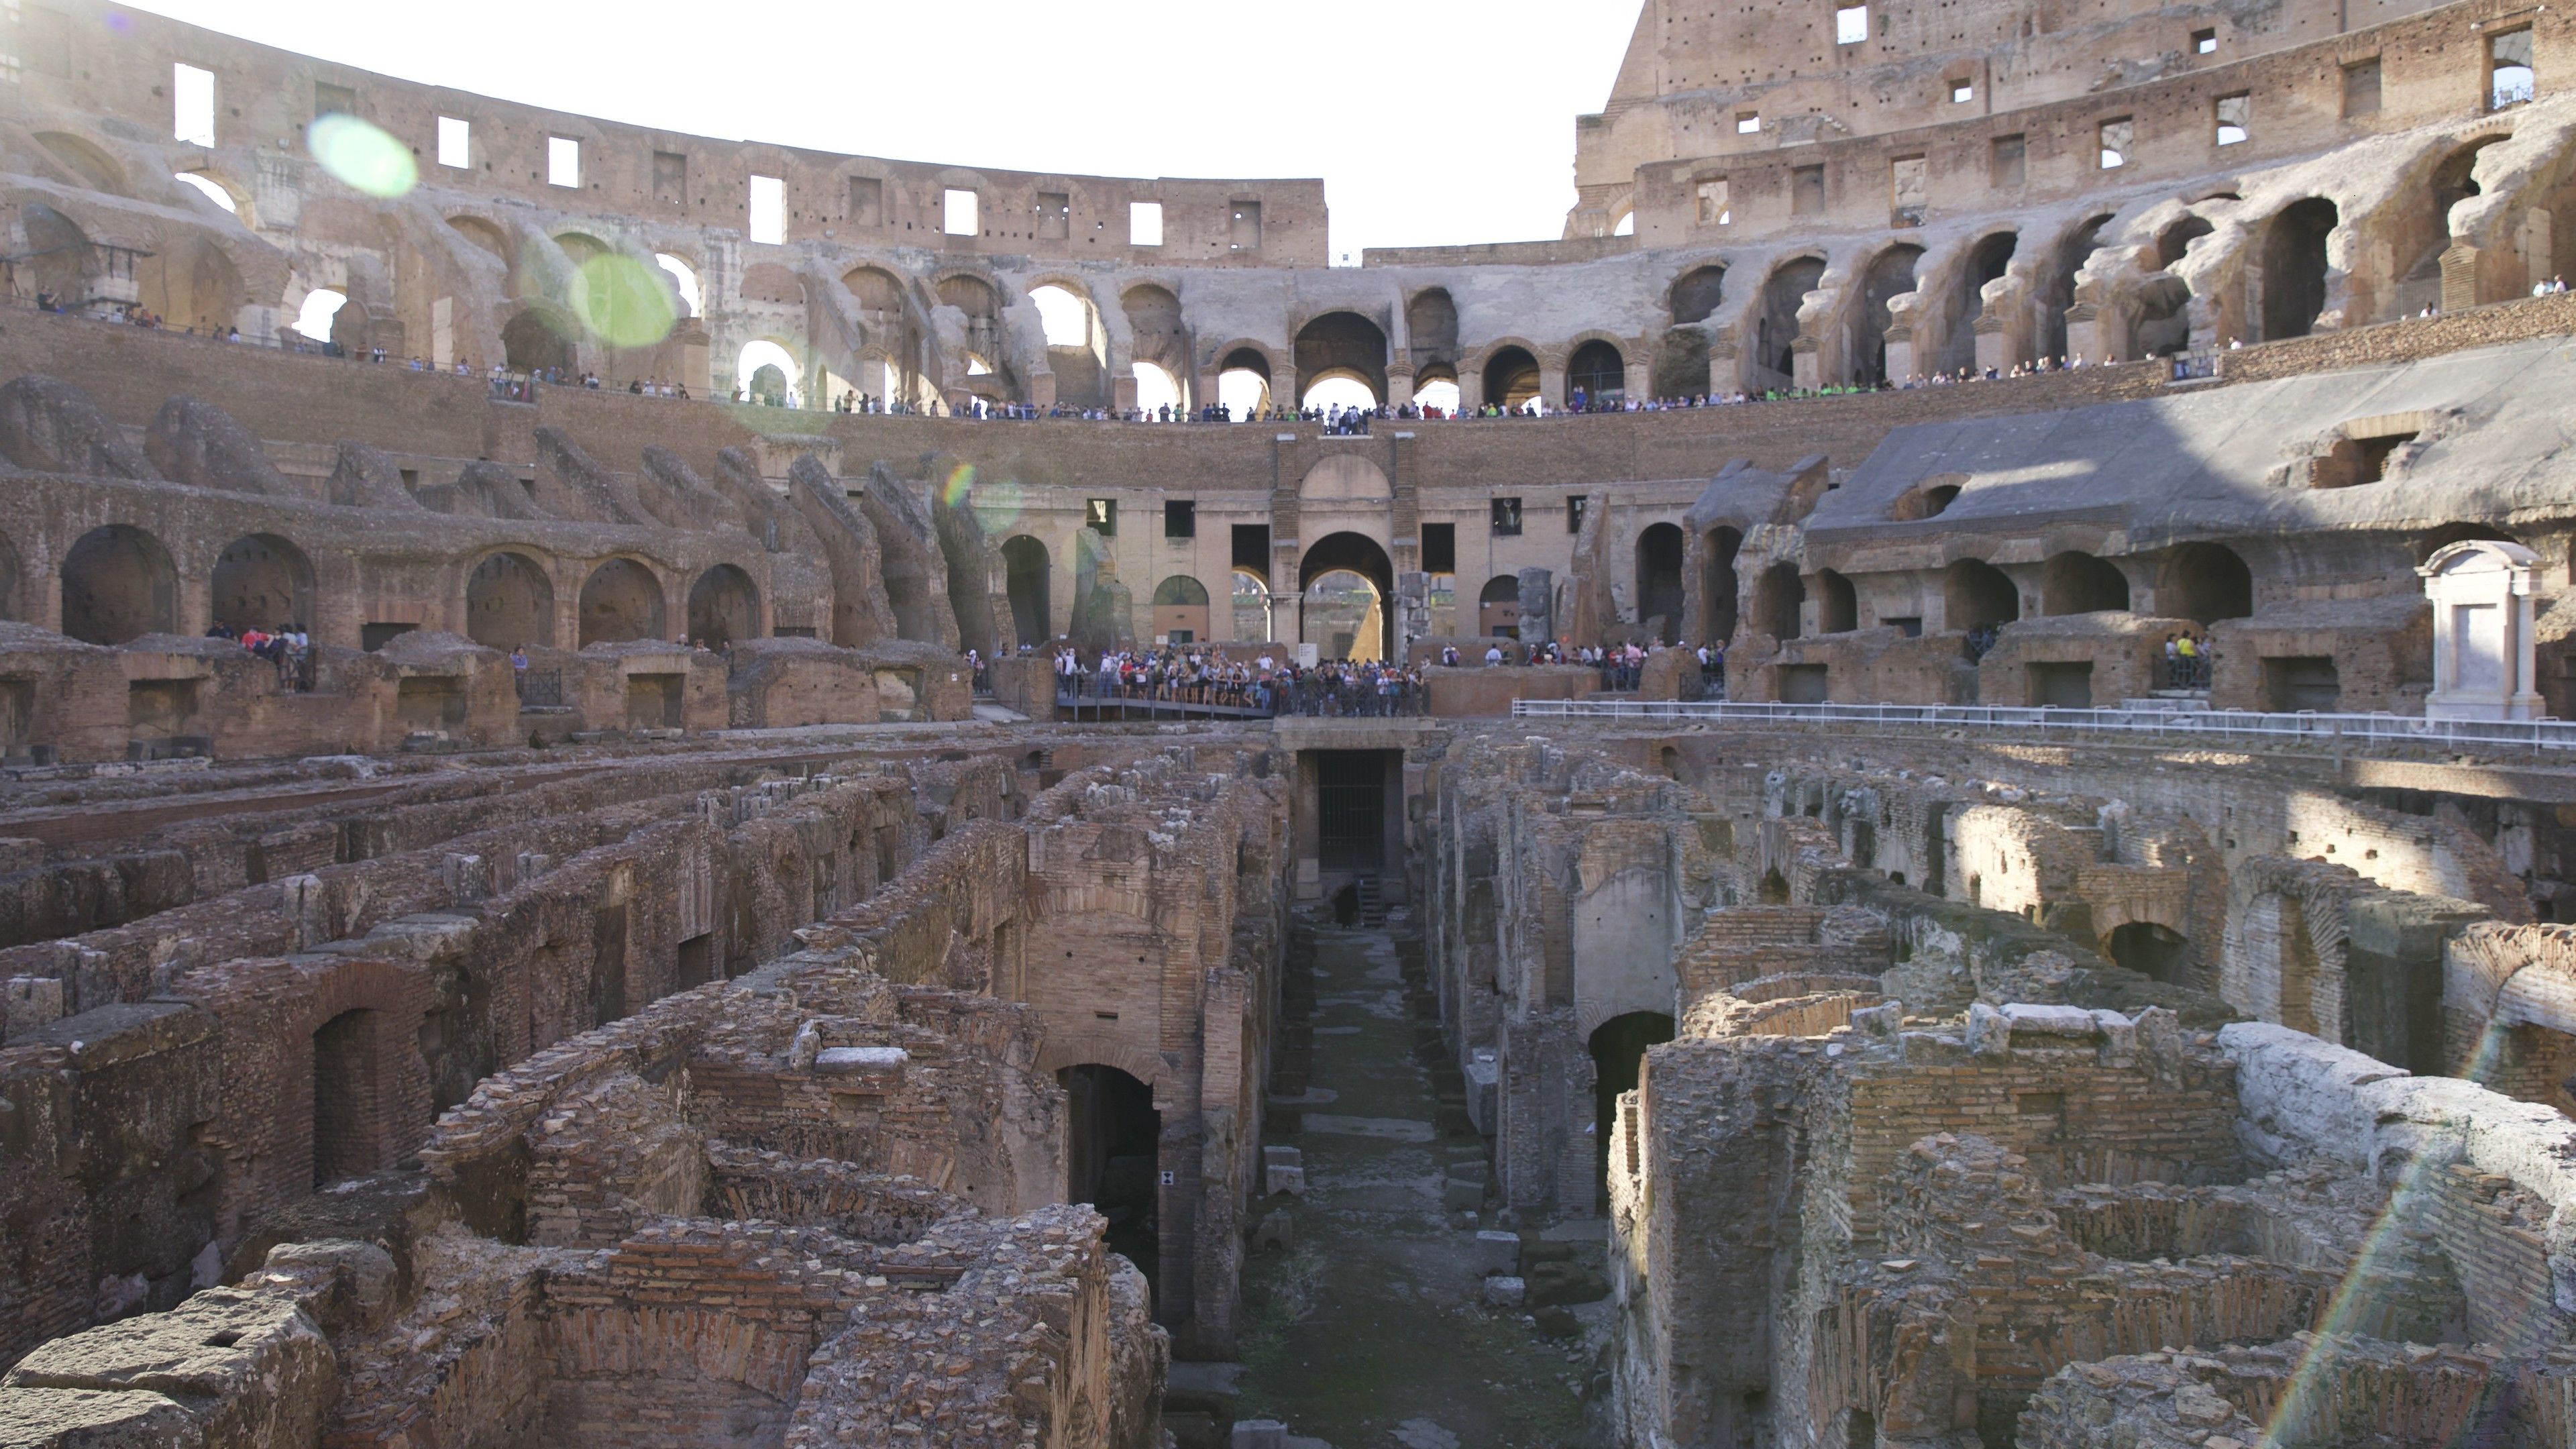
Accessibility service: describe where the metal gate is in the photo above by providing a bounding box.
[1316,752,1385,873]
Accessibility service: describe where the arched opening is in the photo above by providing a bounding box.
[1635,523,1686,643]
[502,310,574,375]
[2259,199,2339,340]
[36,132,129,195]
[445,213,507,261]
[1061,1063,1161,1303]
[2106,922,2190,985]
[737,339,798,406]
[2041,215,2112,360]
[2158,543,2253,625]
[2413,523,2515,566]
[1856,245,1923,387]
[1030,284,1094,347]
[936,272,1000,319]
[140,237,245,336]
[1944,558,2020,631]
[1760,868,1791,904]
[211,534,313,633]
[60,525,177,645]
[1817,568,1859,633]
[1002,536,1051,645]
[1756,562,1805,640]
[1894,483,1962,521]
[1670,265,1727,325]
[19,204,90,303]
[466,551,555,651]
[1133,362,1181,413]
[1479,575,1523,639]
[1295,311,1389,406]
[1413,375,1462,415]
[312,1008,382,1187]
[1950,231,2019,372]
[1702,527,1743,643]
[578,558,666,645]
[2041,551,2130,615]
[1151,574,1210,644]
[686,564,759,647]
[1568,339,1625,409]
[1481,346,1541,411]
[1406,288,1459,373]
[1591,1012,1676,1191]
[654,254,701,317]
[2424,140,2503,280]
[1303,570,1385,661]
[2157,215,2214,270]
[1231,569,1271,643]
[292,287,346,344]
[1756,258,1826,385]
[1218,347,1272,417]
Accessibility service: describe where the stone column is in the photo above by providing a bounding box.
[1385,361,1417,411]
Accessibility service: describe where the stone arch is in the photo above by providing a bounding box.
[1295,311,1389,404]
[139,234,245,335]
[17,203,89,302]
[1481,344,1542,410]
[841,264,906,313]
[1406,288,1459,372]
[211,533,315,633]
[1301,533,1395,661]
[1856,244,1923,387]
[937,272,1002,318]
[1002,535,1051,645]
[2159,543,2253,625]
[1568,338,1626,407]
[1755,255,1827,386]
[2105,921,2191,985]
[1635,523,1686,643]
[686,564,760,647]
[2259,199,2339,340]
[60,524,177,645]
[1670,264,1728,325]
[2043,214,2114,361]
[1299,454,1393,512]
[311,1007,384,1187]
[1151,574,1210,643]
[2224,864,2353,1040]
[465,551,555,651]
[2413,523,2515,566]
[1479,575,1524,637]
[1816,568,1859,633]
[1701,526,1743,643]
[1756,561,1805,640]
[1120,282,1181,338]
[578,558,667,645]
[2041,551,2131,615]
[502,308,576,374]
[1944,557,2020,631]
[32,131,129,196]
[1589,1010,1676,1185]
[1947,230,2019,373]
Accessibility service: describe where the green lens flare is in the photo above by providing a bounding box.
[570,256,678,349]
[308,113,417,199]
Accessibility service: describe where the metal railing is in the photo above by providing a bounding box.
[1508,698,2576,755]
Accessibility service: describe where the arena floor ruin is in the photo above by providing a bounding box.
[11,0,2576,1444]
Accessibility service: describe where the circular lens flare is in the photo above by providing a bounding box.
[308,113,417,199]
[570,255,678,349]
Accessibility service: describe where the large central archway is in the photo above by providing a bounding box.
[1298,532,1395,662]
[1294,313,1389,405]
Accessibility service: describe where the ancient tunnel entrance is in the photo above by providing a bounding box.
[466,551,555,651]
[211,534,315,635]
[1002,535,1051,645]
[60,524,178,645]
[1062,1063,1162,1305]
[1590,1012,1675,1196]
[1635,523,1685,644]
[686,564,760,647]
[2106,922,2189,985]
[1316,751,1393,876]
[313,1008,381,1188]
[2260,198,2339,340]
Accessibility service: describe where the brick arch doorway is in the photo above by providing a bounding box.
[1298,531,1395,662]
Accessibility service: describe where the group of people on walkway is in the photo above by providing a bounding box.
[1052,645,1430,716]
[204,622,315,692]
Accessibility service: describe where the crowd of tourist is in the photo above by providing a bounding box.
[204,622,316,692]
[1052,645,1431,717]
[2163,631,2214,690]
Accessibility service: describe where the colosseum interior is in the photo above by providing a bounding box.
[5,0,2576,1445]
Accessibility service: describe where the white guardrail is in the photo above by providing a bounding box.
[1508,697,2576,754]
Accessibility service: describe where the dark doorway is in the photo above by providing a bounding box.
[1757,258,1826,384]
[2159,543,2253,625]
[1635,523,1685,643]
[2106,922,2189,985]
[1756,562,1805,640]
[1856,245,1923,386]
[2260,199,2339,340]
[686,564,759,647]
[1945,558,2020,631]
[1590,1012,1676,1194]
[312,1008,380,1187]
[1061,1063,1161,1303]
[1317,751,1389,874]
[1949,231,2019,372]
[1702,527,1743,643]
[1568,340,1625,407]
[2041,551,2129,616]
[1002,535,1051,645]
[1483,346,1541,411]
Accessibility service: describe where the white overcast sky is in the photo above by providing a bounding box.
[131,1,1640,258]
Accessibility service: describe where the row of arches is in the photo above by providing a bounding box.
[25,524,760,651]
[1709,539,2262,644]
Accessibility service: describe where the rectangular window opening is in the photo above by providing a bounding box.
[2343,58,2383,117]
[2214,93,2249,146]
[1130,200,1163,247]
[1232,523,1271,571]
[1085,498,1116,537]
[1037,191,1070,240]
[1991,133,2027,186]
[2192,28,2218,53]
[1165,500,1195,539]
[849,176,883,226]
[1491,497,1523,537]
[1230,201,1262,250]
[1792,164,1826,216]
[1566,497,1588,534]
[1891,155,1928,227]
[1697,177,1731,226]
[943,187,979,236]
[2491,29,2535,111]
[653,150,687,206]
[1736,111,1762,135]
[1421,523,1456,575]
[547,136,580,189]
[437,115,470,169]
[1835,5,1870,45]
[173,62,215,147]
[1951,79,1974,103]
[314,80,354,120]
[749,174,785,245]
[2098,117,2133,170]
